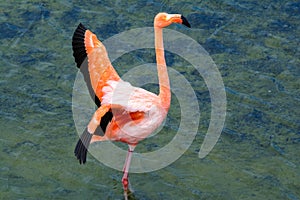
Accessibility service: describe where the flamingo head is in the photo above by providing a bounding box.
[154,12,191,28]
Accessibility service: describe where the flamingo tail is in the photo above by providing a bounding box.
[74,128,93,164]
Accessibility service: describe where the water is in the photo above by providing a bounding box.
[1,1,299,199]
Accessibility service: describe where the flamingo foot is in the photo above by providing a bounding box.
[122,145,135,199]
[122,176,134,199]
[122,177,129,191]
[122,177,129,200]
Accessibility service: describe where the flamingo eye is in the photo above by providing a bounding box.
[165,16,170,21]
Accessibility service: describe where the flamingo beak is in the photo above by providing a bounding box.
[181,15,191,28]
[167,14,191,28]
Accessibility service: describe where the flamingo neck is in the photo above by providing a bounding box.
[155,27,171,111]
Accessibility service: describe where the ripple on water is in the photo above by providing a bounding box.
[1,1,300,199]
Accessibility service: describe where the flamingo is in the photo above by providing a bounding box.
[72,12,191,196]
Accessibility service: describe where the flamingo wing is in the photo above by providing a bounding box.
[72,23,120,134]
[72,24,120,163]
[72,23,120,103]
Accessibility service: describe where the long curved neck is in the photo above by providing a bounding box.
[155,27,171,111]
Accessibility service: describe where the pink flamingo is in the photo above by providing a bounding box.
[72,12,190,196]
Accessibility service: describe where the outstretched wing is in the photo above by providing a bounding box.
[72,23,118,133]
[72,23,120,105]
[72,24,118,164]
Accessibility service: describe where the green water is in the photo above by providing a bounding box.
[1,1,299,199]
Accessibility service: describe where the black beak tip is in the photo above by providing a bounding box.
[181,15,191,28]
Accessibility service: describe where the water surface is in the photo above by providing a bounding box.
[0,1,299,199]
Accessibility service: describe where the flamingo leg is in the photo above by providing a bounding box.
[122,144,136,198]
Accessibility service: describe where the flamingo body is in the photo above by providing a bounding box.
[72,13,190,197]
[99,80,167,144]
